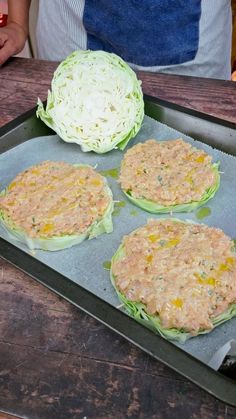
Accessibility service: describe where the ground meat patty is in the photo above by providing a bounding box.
[119,138,219,208]
[0,161,112,239]
[111,219,236,337]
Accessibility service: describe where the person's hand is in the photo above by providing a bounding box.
[0,22,28,65]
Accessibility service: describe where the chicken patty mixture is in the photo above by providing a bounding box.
[119,139,218,206]
[0,161,112,238]
[112,219,236,334]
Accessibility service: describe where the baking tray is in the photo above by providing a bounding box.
[0,96,236,406]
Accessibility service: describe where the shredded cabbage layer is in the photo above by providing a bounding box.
[37,50,144,153]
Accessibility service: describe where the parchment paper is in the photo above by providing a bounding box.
[1,115,236,365]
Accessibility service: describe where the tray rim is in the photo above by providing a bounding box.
[1,95,236,137]
[0,95,236,406]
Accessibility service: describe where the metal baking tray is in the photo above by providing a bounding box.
[1,96,236,406]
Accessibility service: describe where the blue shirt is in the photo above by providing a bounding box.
[36,0,232,79]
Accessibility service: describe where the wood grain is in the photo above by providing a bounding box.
[0,58,236,127]
[0,57,236,418]
[1,258,236,419]
[0,413,21,419]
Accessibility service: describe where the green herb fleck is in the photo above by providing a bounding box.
[232,238,236,252]
[103,261,111,270]
[112,201,126,216]
[130,209,138,216]
[196,207,211,220]
[112,208,121,217]
[99,168,119,179]
[115,201,126,208]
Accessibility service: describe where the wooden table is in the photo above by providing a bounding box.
[0,58,236,419]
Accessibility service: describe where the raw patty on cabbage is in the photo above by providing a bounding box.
[111,219,236,342]
[119,139,220,213]
[0,161,114,251]
[37,50,144,153]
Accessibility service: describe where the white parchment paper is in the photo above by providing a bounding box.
[1,116,236,365]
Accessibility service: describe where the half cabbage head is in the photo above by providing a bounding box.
[0,164,114,251]
[37,50,144,153]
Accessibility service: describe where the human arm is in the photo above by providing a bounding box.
[0,0,31,65]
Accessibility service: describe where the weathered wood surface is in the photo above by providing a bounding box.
[0,58,236,126]
[0,57,236,419]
